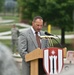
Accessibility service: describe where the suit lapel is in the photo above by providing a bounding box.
[28,29,38,48]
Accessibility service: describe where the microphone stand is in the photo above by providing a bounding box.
[40,35,62,48]
[48,34,63,48]
[51,38,63,48]
[48,38,54,47]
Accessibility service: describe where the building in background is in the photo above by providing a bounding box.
[1,0,18,15]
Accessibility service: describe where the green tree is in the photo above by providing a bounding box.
[18,0,74,46]
[0,0,4,12]
[45,0,74,46]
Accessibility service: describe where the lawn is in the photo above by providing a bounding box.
[0,15,74,51]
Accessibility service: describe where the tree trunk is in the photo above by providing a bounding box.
[61,28,65,47]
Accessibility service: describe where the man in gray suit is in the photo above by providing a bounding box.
[18,16,49,75]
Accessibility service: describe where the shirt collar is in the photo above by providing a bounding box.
[31,27,40,36]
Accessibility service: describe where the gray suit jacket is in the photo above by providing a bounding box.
[18,27,49,75]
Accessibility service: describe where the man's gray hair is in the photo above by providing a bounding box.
[33,16,43,22]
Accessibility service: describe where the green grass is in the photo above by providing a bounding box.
[0,25,24,32]
[0,15,74,51]
[43,26,74,35]
[0,40,11,48]
[0,25,11,32]
[2,15,19,23]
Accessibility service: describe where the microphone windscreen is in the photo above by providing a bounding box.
[45,32,51,35]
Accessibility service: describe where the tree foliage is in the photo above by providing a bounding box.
[18,0,74,45]
[0,0,4,11]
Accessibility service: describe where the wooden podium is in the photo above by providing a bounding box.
[25,48,43,75]
[25,47,66,75]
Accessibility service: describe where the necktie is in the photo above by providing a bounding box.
[35,32,41,48]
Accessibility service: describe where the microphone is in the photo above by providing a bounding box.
[44,32,62,48]
[44,31,60,40]
[45,32,55,36]
[40,32,56,39]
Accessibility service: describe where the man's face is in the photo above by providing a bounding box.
[32,19,43,32]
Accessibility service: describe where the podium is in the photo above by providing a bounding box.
[25,47,65,75]
[25,48,43,75]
